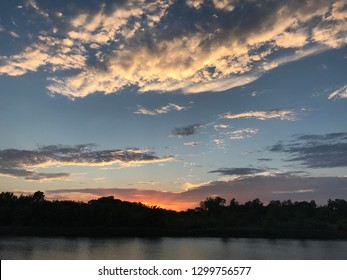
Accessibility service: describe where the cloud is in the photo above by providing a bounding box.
[257,158,272,162]
[185,0,205,9]
[311,1,347,48]
[171,124,204,138]
[214,124,230,130]
[137,181,159,186]
[183,174,347,208]
[184,141,201,147]
[225,128,259,140]
[0,144,174,181]
[26,0,49,18]
[186,0,235,11]
[135,103,186,115]
[0,0,345,97]
[183,181,211,191]
[45,174,347,210]
[273,189,314,194]
[212,138,225,148]
[328,85,347,99]
[0,167,70,182]
[212,0,235,11]
[209,167,267,176]
[269,132,347,168]
[183,74,260,94]
[93,178,105,182]
[0,36,86,76]
[222,109,299,121]
[9,31,21,38]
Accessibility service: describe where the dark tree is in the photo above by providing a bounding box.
[200,197,226,213]
[1,191,347,239]
[32,191,45,203]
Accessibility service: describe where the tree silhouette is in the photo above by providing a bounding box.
[32,191,45,203]
[1,191,347,238]
[200,197,226,213]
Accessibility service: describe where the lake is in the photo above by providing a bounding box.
[1,237,347,259]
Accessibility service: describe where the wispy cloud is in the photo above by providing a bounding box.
[222,109,299,121]
[226,128,259,140]
[214,124,230,130]
[0,144,174,181]
[135,103,186,115]
[273,189,314,194]
[184,141,201,147]
[209,167,267,176]
[183,180,211,191]
[257,158,272,162]
[328,85,347,99]
[26,0,49,18]
[0,169,70,182]
[137,181,160,186]
[9,31,21,38]
[0,0,345,97]
[212,138,225,148]
[269,132,347,168]
[171,124,204,138]
[93,178,106,182]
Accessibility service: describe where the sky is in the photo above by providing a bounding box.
[0,0,346,211]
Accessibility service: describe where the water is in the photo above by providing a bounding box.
[1,237,347,259]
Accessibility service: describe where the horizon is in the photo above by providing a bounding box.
[4,189,346,212]
[0,0,346,212]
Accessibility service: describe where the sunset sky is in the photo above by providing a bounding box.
[0,0,346,211]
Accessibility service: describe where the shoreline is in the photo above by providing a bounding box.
[1,226,347,240]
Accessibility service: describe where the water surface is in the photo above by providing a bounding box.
[1,237,346,259]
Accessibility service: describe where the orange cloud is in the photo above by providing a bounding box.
[1,0,345,97]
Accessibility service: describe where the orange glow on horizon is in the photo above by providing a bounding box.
[46,192,198,212]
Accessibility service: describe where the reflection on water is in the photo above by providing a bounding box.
[1,237,347,260]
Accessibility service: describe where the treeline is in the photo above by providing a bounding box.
[1,191,347,238]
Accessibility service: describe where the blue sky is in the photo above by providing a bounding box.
[0,0,346,210]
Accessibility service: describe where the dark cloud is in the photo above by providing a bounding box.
[269,132,347,168]
[184,174,347,206]
[294,132,347,142]
[257,158,272,162]
[0,144,173,181]
[171,124,204,138]
[0,167,70,181]
[209,167,267,176]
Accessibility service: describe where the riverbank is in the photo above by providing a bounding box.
[1,226,347,240]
